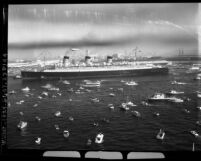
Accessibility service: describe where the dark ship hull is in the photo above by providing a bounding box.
[21,67,169,80]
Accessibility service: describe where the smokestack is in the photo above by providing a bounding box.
[107,56,113,65]
[63,56,70,67]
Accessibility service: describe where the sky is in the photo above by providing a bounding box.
[8,3,200,60]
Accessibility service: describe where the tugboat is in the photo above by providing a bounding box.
[95,133,104,144]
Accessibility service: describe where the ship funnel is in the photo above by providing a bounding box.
[107,56,113,65]
[63,56,70,67]
[85,56,92,65]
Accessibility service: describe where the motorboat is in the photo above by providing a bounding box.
[62,80,70,84]
[183,109,190,113]
[108,104,114,110]
[35,116,41,121]
[63,130,70,138]
[21,87,30,92]
[15,75,22,79]
[196,121,201,126]
[41,91,48,96]
[69,116,74,121]
[55,111,61,117]
[91,98,100,103]
[93,122,99,126]
[109,93,115,97]
[54,124,60,130]
[125,81,138,86]
[131,111,141,118]
[168,97,184,103]
[9,90,16,94]
[196,106,201,110]
[141,101,150,106]
[48,87,60,91]
[87,139,92,146]
[126,101,136,107]
[95,133,104,144]
[120,103,130,111]
[57,93,62,96]
[148,93,169,102]
[35,137,41,145]
[38,96,42,99]
[197,93,201,98]
[33,104,38,107]
[17,121,27,130]
[166,90,184,95]
[190,131,199,137]
[19,111,24,116]
[156,129,165,140]
[153,112,160,117]
[16,100,24,105]
[171,81,187,85]
[85,80,101,85]
[41,84,52,89]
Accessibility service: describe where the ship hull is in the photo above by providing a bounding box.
[21,67,169,80]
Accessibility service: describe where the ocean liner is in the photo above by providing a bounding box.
[21,56,169,79]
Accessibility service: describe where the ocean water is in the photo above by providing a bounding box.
[7,61,201,151]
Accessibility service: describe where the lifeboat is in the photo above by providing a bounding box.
[95,133,104,144]
[156,129,165,140]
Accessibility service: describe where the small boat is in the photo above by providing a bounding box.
[54,124,60,130]
[87,139,92,146]
[141,101,150,106]
[109,93,115,97]
[131,111,141,118]
[166,90,184,95]
[17,121,27,130]
[33,104,38,107]
[156,129,165,140]
[35,137,41,145]
[63,130,70,138]
[85,81,101,85]
[109,88,113,90]
[55,111,61,117]
[82,84,100,87]
[19,111,24,116]
[190,130,199,137]
[148,93,169,102]
[197,93,201,98]
[95,133,104,144]
[69,98,72,101]
[52,95,56,98]
[69,116,74,121]
[79,86,84,90]
[21,87,30,92]
[102,118,110,123]
[108,105,114,110]
[125,81,138,86]
[35,116,41,121]
[41,91,48,96]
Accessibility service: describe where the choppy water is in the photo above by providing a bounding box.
[7,61,201,151]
